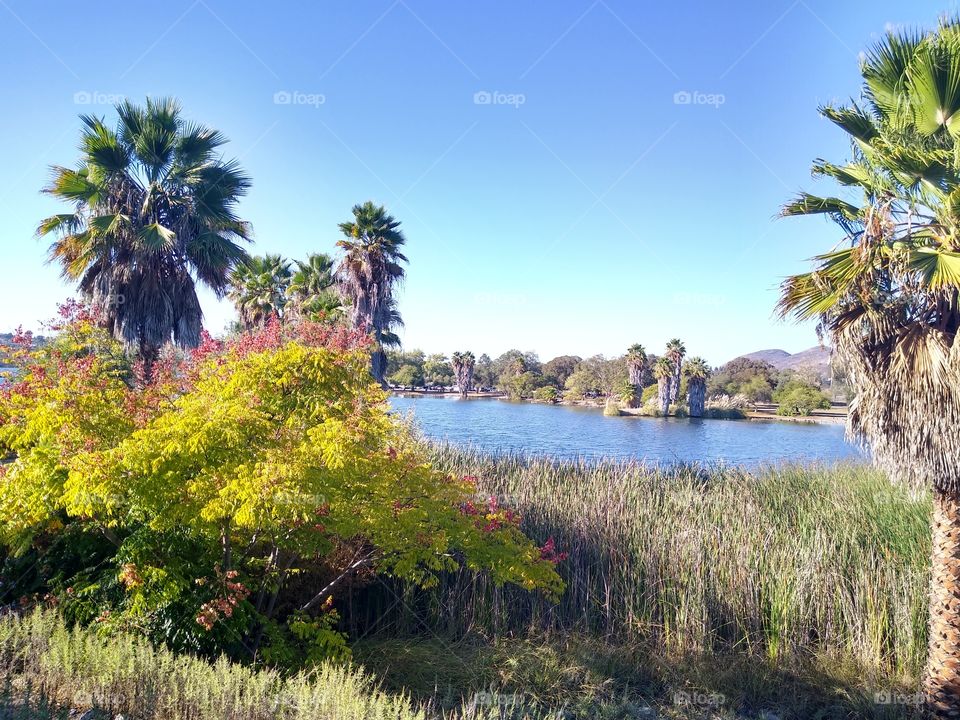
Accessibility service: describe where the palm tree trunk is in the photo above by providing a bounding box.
[371,349,388,387]
[138,342,159,386]
[688,381,705,418]
[658,378,671,416]
[925,487,960,718]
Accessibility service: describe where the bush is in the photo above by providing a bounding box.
[776,385,832,416]
[0,313,563,665]
[389,363,422,387]
[640,384,658,405]
[774,378,831,416]
[533,386,558,403]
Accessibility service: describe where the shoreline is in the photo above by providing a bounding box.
[390,390,849,426]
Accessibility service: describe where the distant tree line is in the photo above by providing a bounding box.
[388,343,835,418]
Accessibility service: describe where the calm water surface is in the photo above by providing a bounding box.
[390,395,863,466]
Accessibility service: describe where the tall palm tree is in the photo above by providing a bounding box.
[336,202,407,384]
[228,254,291,330]
[665,339,686,403]
[451,351,476,398]
[287,253,341,322]
[652,357,673,416]
[777,20,960,717]
[684,357,710,418]
[37,97,251,378]
[625,343,647,408]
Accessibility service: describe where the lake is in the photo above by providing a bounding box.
[390,395,864,466]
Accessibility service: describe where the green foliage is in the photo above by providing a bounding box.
[775,384,832,416]
[532,386,558,403]
[285,608,351,666]
[502,371,541,400]
[640,384,658,405]
[390,363,422,387]
[541,355,581,387]
[707,358,775,400]
[423,353,454,387]
[0,319,562,663]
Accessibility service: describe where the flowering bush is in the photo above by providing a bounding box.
[0,307,563,664]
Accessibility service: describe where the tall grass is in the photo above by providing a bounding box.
[0,609,513,720]
[365,448,930,678]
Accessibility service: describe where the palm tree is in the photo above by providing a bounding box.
[451,351,476,398]
[665,339,686,403]
[777,21,960,717]
[37,97,251,378]
[336,202,408,384]
[684,357,710,418]
[652,357,673,416]
[625,344,647,408]
[287,253,341,322]
[228,254,291,330]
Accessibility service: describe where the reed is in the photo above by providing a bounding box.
[364,447,930,679]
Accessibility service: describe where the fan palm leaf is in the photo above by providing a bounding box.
[37,97,251,377]
[777,20,960,716]
[335,202,408,384]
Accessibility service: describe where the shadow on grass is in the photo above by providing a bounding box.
[352,632,923,720]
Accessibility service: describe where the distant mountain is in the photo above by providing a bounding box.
[733,346,832,376]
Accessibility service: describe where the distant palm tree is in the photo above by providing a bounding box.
[776,20,960,716]
[684,357,710,418]
[229,254,291,330]
[287,253,341,322]
[625,344,647,408]
[37,97,251,379]
[336,202,408,384]
[652,357,673,416]
[451,351,476,398]
[665,339,686,403]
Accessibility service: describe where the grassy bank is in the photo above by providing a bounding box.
[0,609,922,720]
[0,453,932,719]
[351,449,930,707]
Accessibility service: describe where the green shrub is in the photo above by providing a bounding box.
[640,384,658,404]
[776,385,831,416]
[533,386,558,403]
[0,321,562,666]
[390,363,422,387]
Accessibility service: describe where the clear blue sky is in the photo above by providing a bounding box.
[0,0,953,365]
